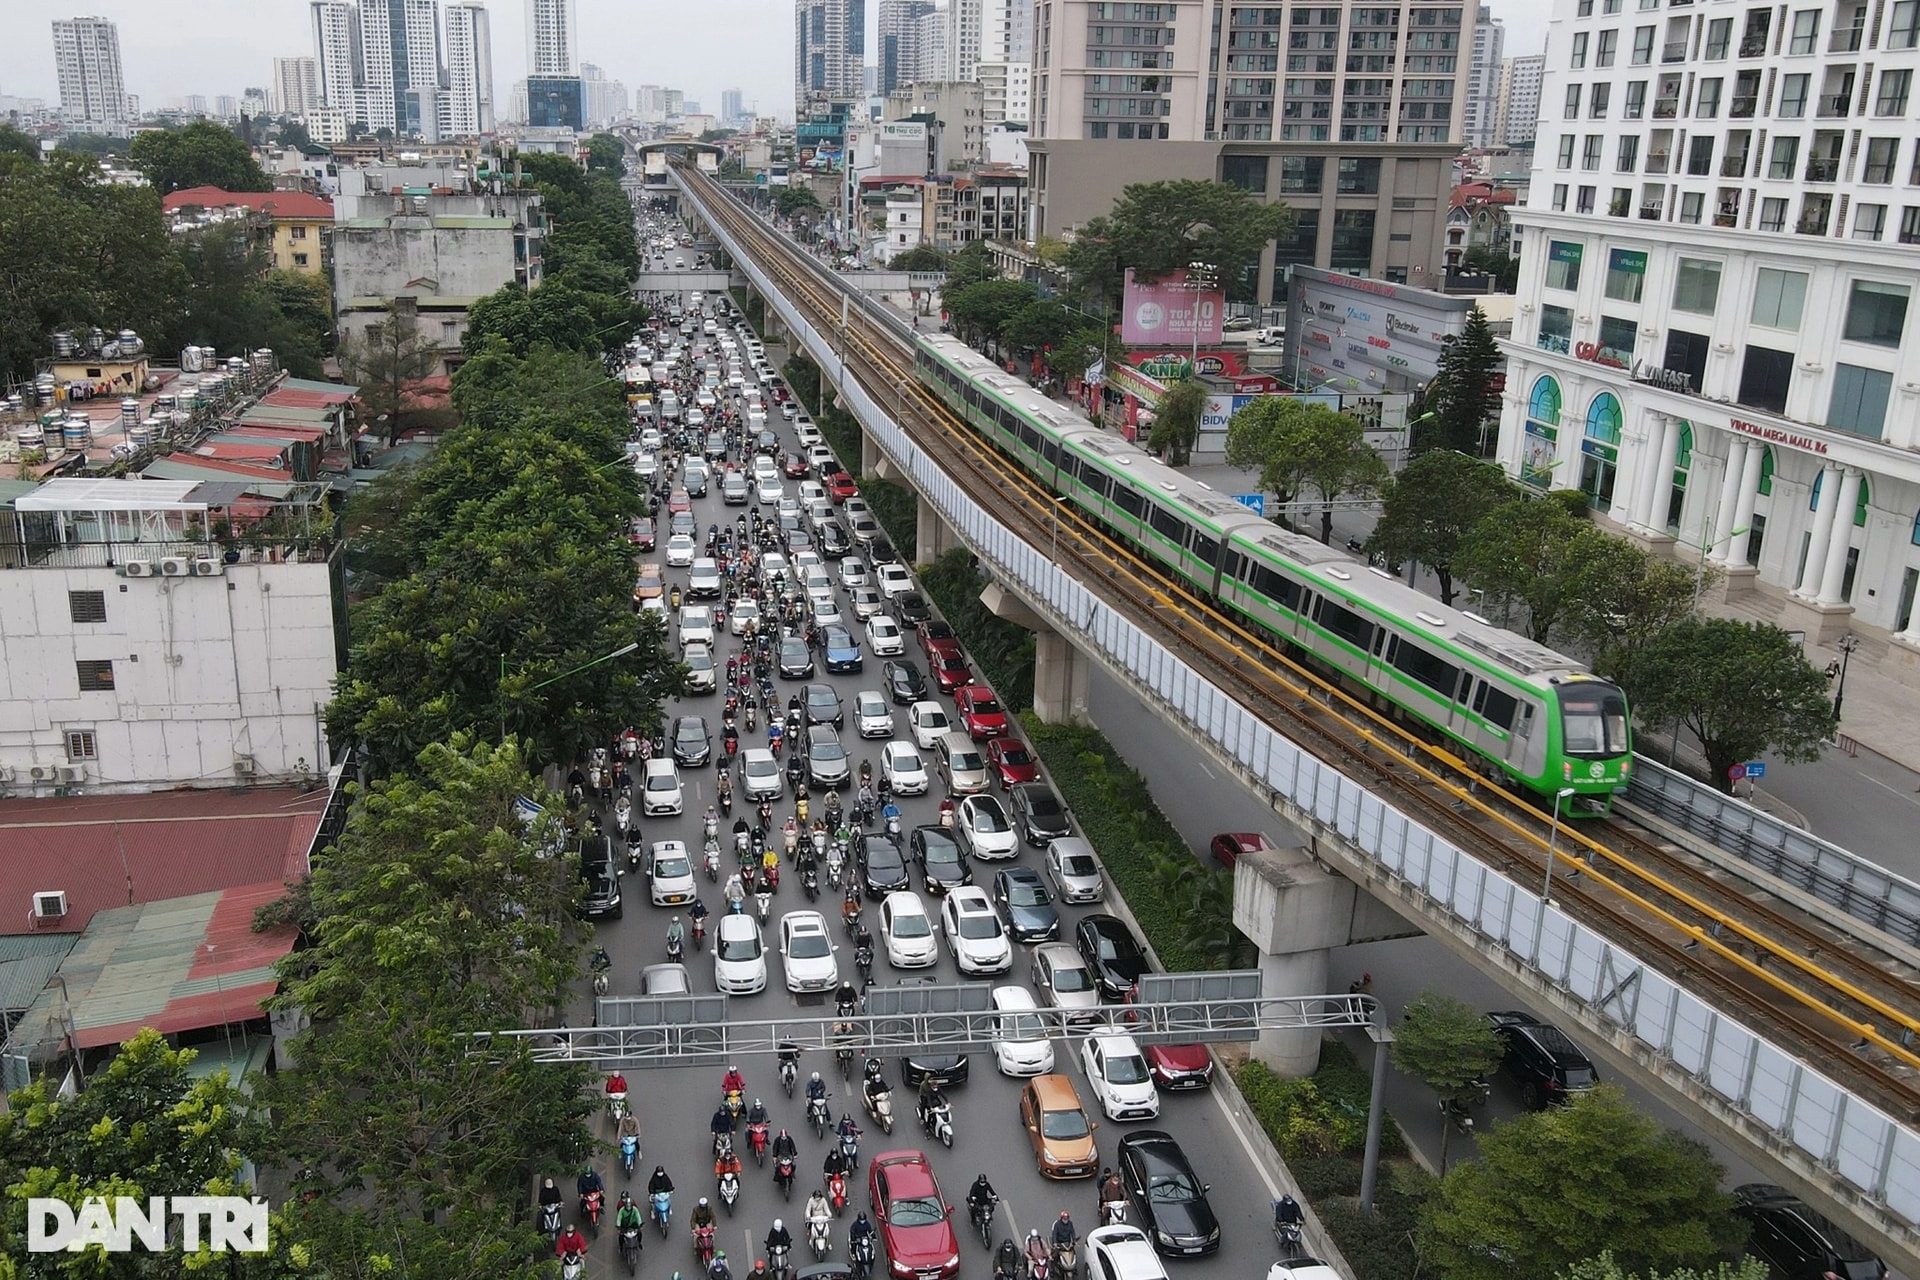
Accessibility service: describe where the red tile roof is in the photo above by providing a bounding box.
[159,186,335,221]
[0,787,326,936]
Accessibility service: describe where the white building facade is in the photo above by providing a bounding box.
[0,480,341,793]
[1464,4,1504,147]
[444,0,494,134]
[310,2,363,120]
[51,16,128,136]
[1497,0,1920,648]
[527,0,579,76]
[274,57,321,117]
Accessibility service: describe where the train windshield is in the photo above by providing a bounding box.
[1557,685,1631,756]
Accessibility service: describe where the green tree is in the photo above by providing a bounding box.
[1619,619,1835,790]
[940,241,998,295]
[260,268,336,378]
[1390,990,1503,1171]
[890,245,949,272]
[1462,246,1521,294]
[1061,180,1294,311]
[1453,497,1589,643]
[1422,1086,1741,1280]
[1556,1253,1766,1280]
[451,342,628,452]
[1561,536,1703,678]
[1149,377,1208,466]
[946,278,1040,355]
[1178,869,1255,968]
[584,131,626,173]
[0,124,35,157]
[463,281,610,358]
[255,736,595,1276]
[1367,451,1516,605]
[276,117,313,150]
[338,309,443,447]
[773,186,824,219]
[172,221,276,354]
[1000,298,1078,355]
[129,119,273,193]
[1225,396,1386,542]
[1420,305,1506,455]
[1046,326,1110,388]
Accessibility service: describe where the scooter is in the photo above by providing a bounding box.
[695,1223,718,1267]
[756,888,772,922]
[667,933,686,964]
[1273,1218,1304,1256]
[561,1248,586,1280]
[593,969,611,997]
[768,1241,792,1280]
[780,1056,798,1097]
[614,794,633,843]
[725,1088,745,1120]
[748,1120,770,1165]
[865,1086,894,1135]
[692,913,707,951]
[920,1097,953,1149]
[826,1170,848,1215]
[808,1094,831,1137]
[705,838,722,881]
[621,1134,639,1177]
[609,1091,629,1124]
[838,1124,861,1169]
[620,1219,643,1275]
[849,1233,876,1280]
[1100,1199,1126,1226]
[718,1168,740,1215]
[651,1189,673,1237]
[802,863,819,901]
[826,844,843,888]
[540,1199,562,1242]
[583,1188,605,1233]
[855,943,874,984]
[1051,1238,1078,1280]
[809,1215,832,1259]
[775,1153,797,1200]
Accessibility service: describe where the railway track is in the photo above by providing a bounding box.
[678,166,1920,1121]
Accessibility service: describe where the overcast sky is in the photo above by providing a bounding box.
[2,0,1550,123]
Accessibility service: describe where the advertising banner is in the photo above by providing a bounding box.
[1284,266,1472,393]
[1120,268,1225,347]
[1201,393,1256,436]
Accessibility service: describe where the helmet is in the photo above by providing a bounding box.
[673,915,681,923]
[700,1198,710,1207]
[773,1219,783,1231]
[1027,1229,1041,1241]
[754,1098,763,1109]
[810,1071,821,1083]
[731,1064,740,1073]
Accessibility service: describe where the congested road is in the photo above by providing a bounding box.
[554,233,1301,1279]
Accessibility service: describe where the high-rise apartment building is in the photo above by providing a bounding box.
[1028,0,1473,302]
[1498,52,1544,145]
[917,5,948,81]
[978,0,1033,125]
[580,63,628,127]
[354,0,398,130]
[944,0,983,80]
[1464,3,1504,148]
[1495,0,1920,648]
[310,2,364,120]
[51,16,128,136]
[880,0,936,95]
[274,55,321,116]
[527,0,578,76]
[721,88,745,123]
[444,0,493,134]
[395,0,448,138]
[795,0,866,106]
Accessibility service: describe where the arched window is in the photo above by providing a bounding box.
[1757,446,1775,496]
[1522,375,1562,489]
[1579,392,1623,508]
[1854,475,1870,527]
[1666,421,1694,530]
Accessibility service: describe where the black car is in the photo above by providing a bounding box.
[895,974,974,1087]
[779,636,816,680]
[909,825,972,895]
[671,715,711,768]
[894,593,933,626]
[577,835,622,920]
[1076,914,1148,1000]
[855,829,912,899]
[1486,1011,1600,1109]
[818,521,852,557]
[804,682,844,728]
[1117,1131,1221,1257]
[991,866,1060,943]
[1732,1184,1886,1280]
[1010,782,1072,847]
[866,537,898,565]
[882,659,928,706]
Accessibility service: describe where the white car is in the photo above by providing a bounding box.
[713,913,768,994]
[799,480,828,507]
[880,891,938,969]
[940,887,1012,976]
[848,586,884,620]
[807,444,836,472]
[1087,1227,1171,1280]
[865,615,905,656]
[803,567,835,606]
[688,557,722,598]
[882,741,928,795]
[640,427,664,451]
[957,793,1018,860]
[647,838,697,906]
[729,598,762,637]
[838,557,870,589]
[666,534,697,567]
[908,701,951,750]
[1081,1033,1161,1121]
[740,748,783,802]
[1265,1262,1345,1280]
[811,598,845,630]
[684,643,717,692]
[991,987,1056,1076]
[855,690,895,739]
[757,476,786,505]
[641,758,684,816]
[753,455,779,483]
[780,910,840,992]
[795,422,823,447]
[679,605,714,650]
[781,401,799,420]
[841,496,870,521]
[877,563,914,599]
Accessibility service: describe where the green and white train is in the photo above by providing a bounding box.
[914,333,1632,813]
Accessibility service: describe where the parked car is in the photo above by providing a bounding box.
[1486,1011,1600,1109]
[1076,914,1149,1000]
[1732,1184,1887,1280]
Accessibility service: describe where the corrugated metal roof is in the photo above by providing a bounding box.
[235,404,334,428]
[274,377,358,400]
[0,935,77,1015]
[141,458,304,488]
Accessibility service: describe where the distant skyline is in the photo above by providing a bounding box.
[1490,0,1549,60]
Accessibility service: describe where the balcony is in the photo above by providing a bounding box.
[1663,40,1690,61]
[1639,203,1665,220]
[1829,26,1864,52]
[1796,212,1830,235]
[1647,150,1671,173]
[1721,154,1749,177]
[1805,157,1841,182]
[1816,94,1852,117]
[1653,97,1680,117]
[1738,35,1769,56]
[1715,212,1740,227]
[1730,94,1757,117]
[1609,193,1631,217]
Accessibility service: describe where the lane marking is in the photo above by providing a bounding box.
[1210,1082,1282,1203]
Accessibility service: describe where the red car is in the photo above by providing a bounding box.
[985,739,1040,790]
[827,471,860,503]
[1145,1043,1215,1091]
[630,516,657,550]
[930,650,973,696]
[868,1151,959,1279]
[1209,831,1279,869]
[783,452,810,479]
[953,685,1010,740]
[918,619,960,662]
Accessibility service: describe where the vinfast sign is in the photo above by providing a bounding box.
[1120,268,1225,347]
[1283,266,1472,391]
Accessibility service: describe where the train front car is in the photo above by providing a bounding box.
[1546,674,1633,814]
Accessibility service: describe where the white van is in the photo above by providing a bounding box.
[992,986,1055,1076]
[938,731,990,796]
[659,391,681,422]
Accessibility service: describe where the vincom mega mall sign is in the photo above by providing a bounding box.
[1283,266,1473,393]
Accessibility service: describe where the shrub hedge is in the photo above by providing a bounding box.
[781,352,919,559]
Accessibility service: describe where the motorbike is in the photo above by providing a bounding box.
[667,932,685,963]
[748,1120,770,1165]
[583,1188,605,1233]
[1100,1200,1126,1226]
[855,943,874,984]
[864,1085,894,1135]
[651,1189,673,1238]
[920,1097,952,1149]
[614,793,633,842]
[756,888,773,921]
[718,1168,740,1215]
[561,1248,586,1280]
[994,1240,1022,1280]
[1027,1247,1049,1280]
[784,822,800,858]
[621,1134,639,1177]
[718,781,733,815]
[1440,1095,1475,1136]
[725,1088,746,1120]
[838,1124,861,1169]
[808,1094,831,1138]
[693,913,707,951]
[842,896,862,938]
[765,861,781,891]
[768,1242,792,1280]
[809,1215,832,1259]
[593,969,611,997]
[881,804,901,838]
[1273,1217,1304,1256]
[850,1233,876,1280]
[540,1199,562,1242]
[802,863,819,901]
[826,844,843,888]
[775,1153,797,1199]
[826,1170,848,1215]
[695,1223,718,1267]
[704,838,722,882]
[705,811,719,843]
[780,1056,798,1097]
[969,1198,998,1250]
[620,1220,643,1276]
[610,1092,629,1124]
[1052,1238,1078,1280]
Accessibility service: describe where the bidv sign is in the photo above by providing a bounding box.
[29,1196,269,1254]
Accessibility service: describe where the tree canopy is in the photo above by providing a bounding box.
[583,132,626,174]
[1556,1254,1766,1280]
[889,245,948,272]
[1149,377,1208,467]
[945,278,1041,355]
[129,120,272,194]
[1225,395,1386,542]
[773,186,824,218]
[173,222,336,379]
[1062,180,1294,311]
[1368,451,1516,605]
[1453,496,1592,643]
[1419,304,1505,456]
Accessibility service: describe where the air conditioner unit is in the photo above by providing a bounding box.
[159,557,191,577]
[232,755,257,777]
[27,764,55,782]
[192,558,226,576]
[123,561,155,578]
[54,764,83,784]
[32,891,67,920]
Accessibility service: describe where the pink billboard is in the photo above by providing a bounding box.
[1120,268,1225,347]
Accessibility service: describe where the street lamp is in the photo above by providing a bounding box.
[1186,261,1218,378]
[499,641,643,742]
[1533,786,1578,966]
[1832,633,1859,722]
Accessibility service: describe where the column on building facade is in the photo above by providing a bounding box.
[1794,463,1843,598]
[1723,439,1765,567]
[1708,440,1745,561]
[1628,414,1666,531]
[1631,412,1677,534]
[1814,468,1863,606]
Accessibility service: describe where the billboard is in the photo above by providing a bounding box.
[1120,268,1224,347]
[527,77,585,130]
[1201,394,1255,437]
[1283,266,1473,394]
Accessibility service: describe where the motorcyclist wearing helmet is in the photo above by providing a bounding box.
[577,1164,606,1203]
[915,1073,943,1127]
[966,1174,997,1216]
[691,1197,718,1231]
[1274,1194,1304,1228]
[848,1211,875,1248]
[1024,1229,1048,1273]
[557,1223,588,1259]
[667,915,686,951]
[722,1065,747,1096]
[615,1190,645,1233]
[805,1070,828,1104]
[765,1218,793,1255]
[1051,1211,1077,1251]
[715,1144,744,1181]
[771,1127,798,1161]
[711,1104,736,1139]
[708,1249,733,1280]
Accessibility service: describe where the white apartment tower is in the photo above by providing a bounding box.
[527,0,578,76]
[353,0,399,131]
[880,0,936,94]
[917,4,949,81]
[1464,4,1504,148]
[444,0,494,134]
[1497,0,1920,649]
[945,0,983,80]
[274,55,321,117]
[795,0,867,104]
[977,0,1033,125]
[51,16,128,136]
[1499,51,1545,145]
[310,2,364,120]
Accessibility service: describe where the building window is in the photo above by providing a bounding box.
[1788,9,1820,54]
[65,730,97,761]
[1631,25,1654,63]
[1580,392,1624,508]
[1598,315,1638,365]
[1220,154,1268,191]
[1590,82,1611,116]
[1672,258,1721,313]
[1759,196,1790,232]
[1523,375,1562,488]
[1557,135,1576,168]
[1704,17,1731,58]
[1768,136,1799,179]
[1582,135,1603,169]
[1335,157,1381,193]
[1892,0,1920,49]
[1595,29,1618,65]
[1779,74,1809,117]
[1552,183,1569,211]
[1565,84,1582,118]
[1843,280,1909,346]
[290,224,308,239]
[1329,208,1375,271]
[1666,422,1694,528]
[1616,135,1639,171]
[1876,68,1912,115]
[1539,303,1574,354]
[1855,204,1888,241]
[1278,155,1322,192]
[1604,247,1646,301]
[1738,345,1794,413]
[1544,240,1582,291]
[1751,268,1808,328]
[1576,185,1597,213]
[293,253,309,266]
[1571,31,1589,67]
[1695,78,1721,117]
[1663,329,1710,389]
[76,660,115,692]
[68,590,107,624]
[1863,137,1899,183]
[1686,135,1714,175]
[1679,192,1704,224]
[1625,80,1647,117]
[1900,206,1920,244]
[1828,364,1893,438]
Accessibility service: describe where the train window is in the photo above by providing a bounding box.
[965,385,983,408]
[1114,487,1145,519]
[1251,563,1300,611]
[1041,440,1062,469]
[1315,598,1375,651]
[1192,532,1219,565]
[1019,423,1041,450]
[1149,505,1185,541]
[1472,682,1519,731]
[1391,640,1460,696]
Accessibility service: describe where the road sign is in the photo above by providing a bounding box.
[1727,764,1748,781]
[1743,761,1766,779]
[1233,493,1266,516]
